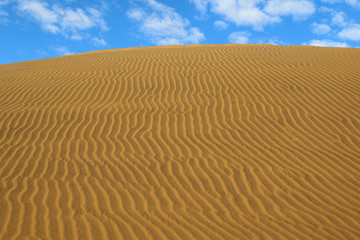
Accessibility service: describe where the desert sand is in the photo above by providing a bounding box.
[0,44,360,239]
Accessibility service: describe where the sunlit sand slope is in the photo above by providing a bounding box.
[1,44,360,239]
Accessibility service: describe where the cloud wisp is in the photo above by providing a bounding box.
[311,23,331,35]
[127,0,205,45]
[214,20,228,30]
[228,31,250,44]
[338,24,360,40]
[17,0,108,41]
[321,0,360,8]
[55,46,74,55]
[304,39,349,47]
[264,0,315,20]
[190,0,315,30]
[0,0,10,23]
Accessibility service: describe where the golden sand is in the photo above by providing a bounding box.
[0,44,360,239]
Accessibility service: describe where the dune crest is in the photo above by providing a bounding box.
[1,44,360,239]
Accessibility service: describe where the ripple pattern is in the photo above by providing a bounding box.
[0,44,360,239]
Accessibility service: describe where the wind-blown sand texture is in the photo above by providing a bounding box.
[1,44,360,240]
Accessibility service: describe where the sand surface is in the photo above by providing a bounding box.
[0,44,360,239]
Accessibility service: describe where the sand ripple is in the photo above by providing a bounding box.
[1,44,360,239]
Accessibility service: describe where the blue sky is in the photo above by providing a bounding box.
[1,0,360,64]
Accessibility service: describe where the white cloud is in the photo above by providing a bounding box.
[331,11,347,26]
[92,37,107,46]
[17,0,107,40]
[338,24,360,40]
[208,0,280,30]
[345,0,360,7]
[228,31,250,44]
[321,0,360,7]
[189,0,209,14]
[264,0,315,20]
[266,37,285,45]
[0,8,8,23]
[58,7,107,32]
[0,0,9,20]
[311,23,331,35]
[126,8,145,21]
[55,46,74,55]
[18,0,59,33]
[214,20,228,30]
[189,0,315,30]
[318,6,333,13]
[318,7,348,26]
[127,0,205,45]
[304,39,349,47]
[320,0,341,3]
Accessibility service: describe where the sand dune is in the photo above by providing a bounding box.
[0,44,360,239]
